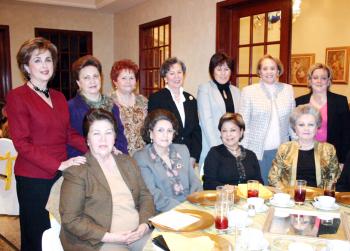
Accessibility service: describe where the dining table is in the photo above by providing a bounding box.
[143,187,350,251]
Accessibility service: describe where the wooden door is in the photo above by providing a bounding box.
[0,25,12,102]
[217,0,292,88]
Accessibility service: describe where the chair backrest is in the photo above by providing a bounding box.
[0,138,19,215]
[0,138,17,189]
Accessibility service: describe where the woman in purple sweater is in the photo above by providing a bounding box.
[67,55,128,157]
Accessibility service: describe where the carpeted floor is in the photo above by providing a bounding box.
[0,215,20,251]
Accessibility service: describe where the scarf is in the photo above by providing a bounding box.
[213,79,235,113]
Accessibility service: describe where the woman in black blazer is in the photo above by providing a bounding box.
[203,113,263,190]
[148,57,202,166]
[295,63,350,164]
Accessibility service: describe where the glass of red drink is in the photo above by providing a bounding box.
[247,180,259,198]
[323,181,336,197]
[215,201,229,234]
[294,180,307,205]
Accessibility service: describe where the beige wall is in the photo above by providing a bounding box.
[115,0,350,101]
[0,0,114,93]
[292,0,350,98]
[114,0,218,96]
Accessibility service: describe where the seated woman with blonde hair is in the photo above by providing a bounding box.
[268,104,340,189]
[60,108,155,251]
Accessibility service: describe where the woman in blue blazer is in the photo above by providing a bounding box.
[197,52,240,165]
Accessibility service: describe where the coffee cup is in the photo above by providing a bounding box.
[247,197,264,211]
[315,195,335,208]
[273,193,291,205]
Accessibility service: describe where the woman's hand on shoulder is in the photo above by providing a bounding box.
[59,156,87,171]
[113,147,123,155]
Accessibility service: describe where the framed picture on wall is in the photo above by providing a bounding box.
[290,54,315,86]
[325,47,349,84]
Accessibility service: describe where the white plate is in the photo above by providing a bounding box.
[270,198,295,208]
[312,201,340,211]
[243,203,269,213]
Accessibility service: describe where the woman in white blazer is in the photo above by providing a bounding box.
[197,52,240,165]
[239,55,295,184]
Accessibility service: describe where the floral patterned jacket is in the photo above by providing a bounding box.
[268,141,340,188]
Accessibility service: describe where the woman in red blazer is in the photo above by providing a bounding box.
[6,37,87,251]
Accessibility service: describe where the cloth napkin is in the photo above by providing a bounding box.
[237,183,273,199]
[149,210,199,230]
[161,232,215,251]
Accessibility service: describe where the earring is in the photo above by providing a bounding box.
[151,138,153,143]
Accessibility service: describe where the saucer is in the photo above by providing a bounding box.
[312,201,340,211]
[270,198,295,208]
[243,203,269,213]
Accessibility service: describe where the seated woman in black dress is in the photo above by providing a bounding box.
[203,113,263,190]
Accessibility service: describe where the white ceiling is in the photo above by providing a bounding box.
[14,0,147,13]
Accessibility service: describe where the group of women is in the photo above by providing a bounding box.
[5,36,350,251]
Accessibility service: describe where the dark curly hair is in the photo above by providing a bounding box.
[141,109,179,144]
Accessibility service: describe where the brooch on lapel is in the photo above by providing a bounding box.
[189,96,193,100]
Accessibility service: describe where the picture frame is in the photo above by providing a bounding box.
[325,46,349,84]
[290,54,315,86]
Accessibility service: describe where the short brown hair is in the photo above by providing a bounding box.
[208,52,234,80]
[110,59,139,85]
[16,37,58,81]
[83,108,118,138]
[72,55,102,83]
[218,113,245,141]
[256,54,284,77]
[141,109,179,143]
[160,57,186,78]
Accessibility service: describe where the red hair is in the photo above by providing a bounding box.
[110,59,139,85]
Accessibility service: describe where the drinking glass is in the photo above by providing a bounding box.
[323,181,336,197]
[247,180,259,198]
[215,201,229,234]
[294,180,307,205]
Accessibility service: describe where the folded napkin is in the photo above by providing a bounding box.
[162,233,215,251]
[237,184,273,199]
[149,210,199,230]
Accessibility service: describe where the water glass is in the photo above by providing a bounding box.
[247,180,259,198]
[323,181,336,197]
[294,180,307,205]
[215,201,229,234]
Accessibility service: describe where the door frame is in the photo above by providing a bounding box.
[216,0,292,84]
[0,25,12,102]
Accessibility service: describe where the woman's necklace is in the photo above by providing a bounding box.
[298,141,315,150]
[29,80,49,98]
[226,145,241,157]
